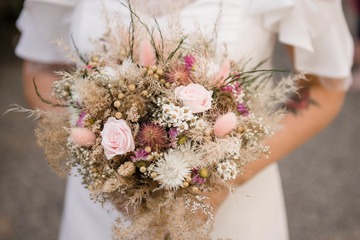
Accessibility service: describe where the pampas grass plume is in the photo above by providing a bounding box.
[213,112,237,137]
[139,40,156,67]
[213,59,230,86]
[70,127,96,147]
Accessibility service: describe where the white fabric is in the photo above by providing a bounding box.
[16,0,354,89]
[15,0,78,63]
[15,0,353,239]
[251,0,354,90]
[58,169,118,240]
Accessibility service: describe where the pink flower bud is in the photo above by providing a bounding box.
[70,127,96,147]
[213,112,237,137]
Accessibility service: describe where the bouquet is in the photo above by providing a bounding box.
[15,1,297,239]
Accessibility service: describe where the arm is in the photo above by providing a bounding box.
[234,77,345,184]
[22,60,70,109]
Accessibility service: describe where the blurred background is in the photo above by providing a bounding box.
[0,1,359,239]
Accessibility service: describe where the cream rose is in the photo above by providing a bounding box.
[175,83,213,113]
[101,117,135,160]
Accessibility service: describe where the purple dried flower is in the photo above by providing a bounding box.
[191,169,207,184]
[184,55,195,70]
[76,111,87,127]
[131,149,149,162]
[192,174,207,184]
[222,82,243,94]
[237,103,249,116]
[234,82,242,94]
[222,85,233,92]
[168,128,179,148]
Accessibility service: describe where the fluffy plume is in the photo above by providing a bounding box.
[139,40,156,67]
[213,112,237,137]
[213,59,230,86]
[70,127,96,147]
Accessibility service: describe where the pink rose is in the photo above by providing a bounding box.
[175,83,213,113]
[101,117,135,160]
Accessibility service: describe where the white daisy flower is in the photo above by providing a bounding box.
[217,160,237,181]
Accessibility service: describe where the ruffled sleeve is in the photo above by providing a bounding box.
[251,0,354,90]
[15,0,81,64]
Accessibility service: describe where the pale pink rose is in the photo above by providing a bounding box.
[101,117,135,159]
[213,112,237,137]
[175,83,213,113]
[70,127,96,147]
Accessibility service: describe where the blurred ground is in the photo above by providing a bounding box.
[0,2,360,240]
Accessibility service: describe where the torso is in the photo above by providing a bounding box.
[62,1,288,239]
[71,0,277,68]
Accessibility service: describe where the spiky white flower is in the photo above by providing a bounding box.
[154,150,191,190]
[119,58,136,75]
[100,66,119,82]
[178,142,203,168]
[118,58,143,81]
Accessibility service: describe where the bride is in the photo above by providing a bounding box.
[16,0,353,239]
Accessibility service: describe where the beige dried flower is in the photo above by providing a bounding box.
[101,177,121,193]
[216,91,237,113]
[123,94,147,118]
[35,113,70,177]
[118,161,136,177]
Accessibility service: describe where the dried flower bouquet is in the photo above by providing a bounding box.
[14,1,298,239]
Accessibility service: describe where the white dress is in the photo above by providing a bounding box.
[16,0,353,239]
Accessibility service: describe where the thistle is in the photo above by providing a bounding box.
[137,123,168,150]
[166,65,191,85]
